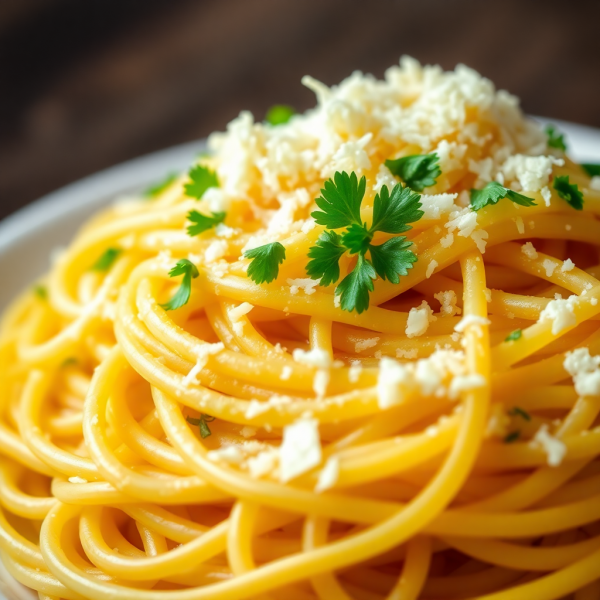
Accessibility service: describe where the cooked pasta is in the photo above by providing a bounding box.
[1,57,600,600]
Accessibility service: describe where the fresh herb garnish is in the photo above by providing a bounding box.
[61,357,78,368]
[186,210,226,236]
[161,259,199,311]
[186,414,215,438]
[553,175,584,210]
[385,153,441,192]
[184,165,219,200]
[307,171,423,313]
[144,172,178,198]
[244,242,286,284]
[503,430,521,443]
[33,284,48,300]
[508,406,531,421]
[470,181,536,211]
[581,163,600,177]
[505,329,522,342]
[91,248,122,272]
[265,104,296,126]
[545,125,567,152]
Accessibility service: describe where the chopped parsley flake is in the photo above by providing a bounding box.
[581,163,600,177]
[508,406,531,421]
[161,259,199,311]
[91,248,122,272]
[265,104,296,126]
[545,125,567,152]
[186,414,215,438]
[184,165,219,200]
[144,172,178,198]
[186,210,226,237]
[385,153,441,192]
[33,284,48,300]
[244,242,286,284]
[503,430,521,443]
[505,329,522,342]
[470,181,536,211]
[553,175,584,210]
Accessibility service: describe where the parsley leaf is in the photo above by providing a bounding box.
[161,259,199,311]
[342,223,372,255]
[470,181,536,211]
[371,183,424,234]
[336,255,376,314]
[505,329,522,342]
[369,237,417,284]
[306,231,345,287]
[91,248,122,272]
[33,284,48,300]
[265,104,295,125]
[186,414,215,438]
[187,210,226,237]
[144,172,178,198]
[385,153,441,192]
[244,242,286,284]
[553,175,584,210]
[312,171,366,229]
[184,165,219,200]
[503,430,521,443]
[508,406,531,421]
[545,125,567,152]
[581,163,600,177]
[305,173,423,313]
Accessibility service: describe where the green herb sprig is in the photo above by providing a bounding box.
[91,248,122,272]
[470,181,536,211]
[508,406,531,421]
[307,171,423,314]
[505,329,522,342]
[581,163,600,177]
[187,210,226,236]
[144,172,178,198]
[186,414,215,438]
[33,284,48,300]
[545,125,567,152]
[385,153,441,192]
[265,105,296,126]
[244,242,287,284]
[184,165,219,200]
[161,259,199,311]
[553,175,584,210]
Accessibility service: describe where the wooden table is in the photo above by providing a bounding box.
[1,0,599,221]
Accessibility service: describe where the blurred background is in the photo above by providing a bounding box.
[1,0,599,221]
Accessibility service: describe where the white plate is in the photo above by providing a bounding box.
[0,121,599,599]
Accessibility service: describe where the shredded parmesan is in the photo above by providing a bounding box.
[521,242,538,260]
[279,419,321,482]
[533,424,566,467]
[538,295,579,335]
[406,301,436,338]
[434,290,462,317]
[315,456,340,493]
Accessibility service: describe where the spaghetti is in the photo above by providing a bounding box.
[1,57,600,600]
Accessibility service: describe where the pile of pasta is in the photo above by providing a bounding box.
[1,59,600,600]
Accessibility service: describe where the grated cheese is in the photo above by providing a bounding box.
[563,347,600,397]
[538,295,579,335]
[396,348,418,359]
[292,348,332,369]
[287,278,319,296]
[440,232,454,248]
[279,419,322,482]
[521,242,538,260]
[184,342,225,386]
[280,365,293,381]
[207,445,245,465]
[204,240,228,263]
[542,259,557,278]
[471,229,488,253]
[354,338,380,353]
[533,424,566,467]
[454,315,490,336]
[434,290,462,317]
[315,456,340,493]
[420,193,458,220]
[501,155,564,192]
[229,302,254,336]
[377,357,408,408]
[514,216,525,234]
[426,260,438,279]
[561,259,575,272]
[406,300,436,338]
